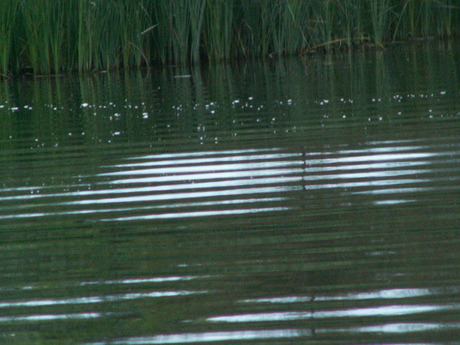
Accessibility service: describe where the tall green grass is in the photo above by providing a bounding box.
[370,0,392,47]
[0,0,17,76]
[203,0,234,61]
[0,0,459,76]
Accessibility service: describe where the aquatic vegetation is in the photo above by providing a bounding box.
[0,0,17,76]
[370,0,392,47]
[203,0,234,61]
[0,0,459,76]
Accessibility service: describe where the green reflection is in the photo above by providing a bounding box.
[0,43,459,150]
[1,44,460,344]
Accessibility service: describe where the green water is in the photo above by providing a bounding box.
[1,43,460,344]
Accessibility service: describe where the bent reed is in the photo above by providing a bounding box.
[1,0,458,76]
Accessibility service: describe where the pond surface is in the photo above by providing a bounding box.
[1,43,460,344]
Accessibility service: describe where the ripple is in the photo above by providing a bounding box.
[86,329,308,344]
[206,304,459,323]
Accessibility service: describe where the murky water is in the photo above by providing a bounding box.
[1,43,460,344]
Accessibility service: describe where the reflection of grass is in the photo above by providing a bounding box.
[0,0,459,76]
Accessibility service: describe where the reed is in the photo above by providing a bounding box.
[118,1,148,69]
[48,1,68,74]
[438,0,458,37]
[340,1,366,47]
[91,1,120,71]
[0,0,17,76]
[150,1,170,64]
[311,0,336,51]
[421,0,434,38]
[203,0,234,61]
[189,0,207,63]
[20,0,72,74]
[170,0,191,63]
[20,0,51,74]
[1,0,459,76]
[274,0,309,55]
[433,0,455,38]
[238,1,266,57]
[76,0,95,72]
[369,0,393,46]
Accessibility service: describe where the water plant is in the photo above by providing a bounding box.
[203,0,234,61]
[0,0,17,76]
[0,0,459,76]
[311,0,337,51]
[370,0,393,47]
[274,0,309,55]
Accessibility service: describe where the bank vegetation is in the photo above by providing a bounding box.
[0,0,458,76]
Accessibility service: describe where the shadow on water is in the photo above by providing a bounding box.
[1,42,460,344]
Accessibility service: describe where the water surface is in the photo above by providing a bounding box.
[1,43,460,344]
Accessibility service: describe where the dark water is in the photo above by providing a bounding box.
[1,43,460,344]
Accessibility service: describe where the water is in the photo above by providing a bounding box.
[1,43,460,344]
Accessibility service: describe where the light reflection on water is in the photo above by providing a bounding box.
[86,323,460,344]
[241,287,438,303]
[87,329,309,345]
[0,313,105,323]
[1,44,460,344]
[2,142,455,221]
[206,304,455,323]
[341,322,460,334]
[0,290,205,310]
